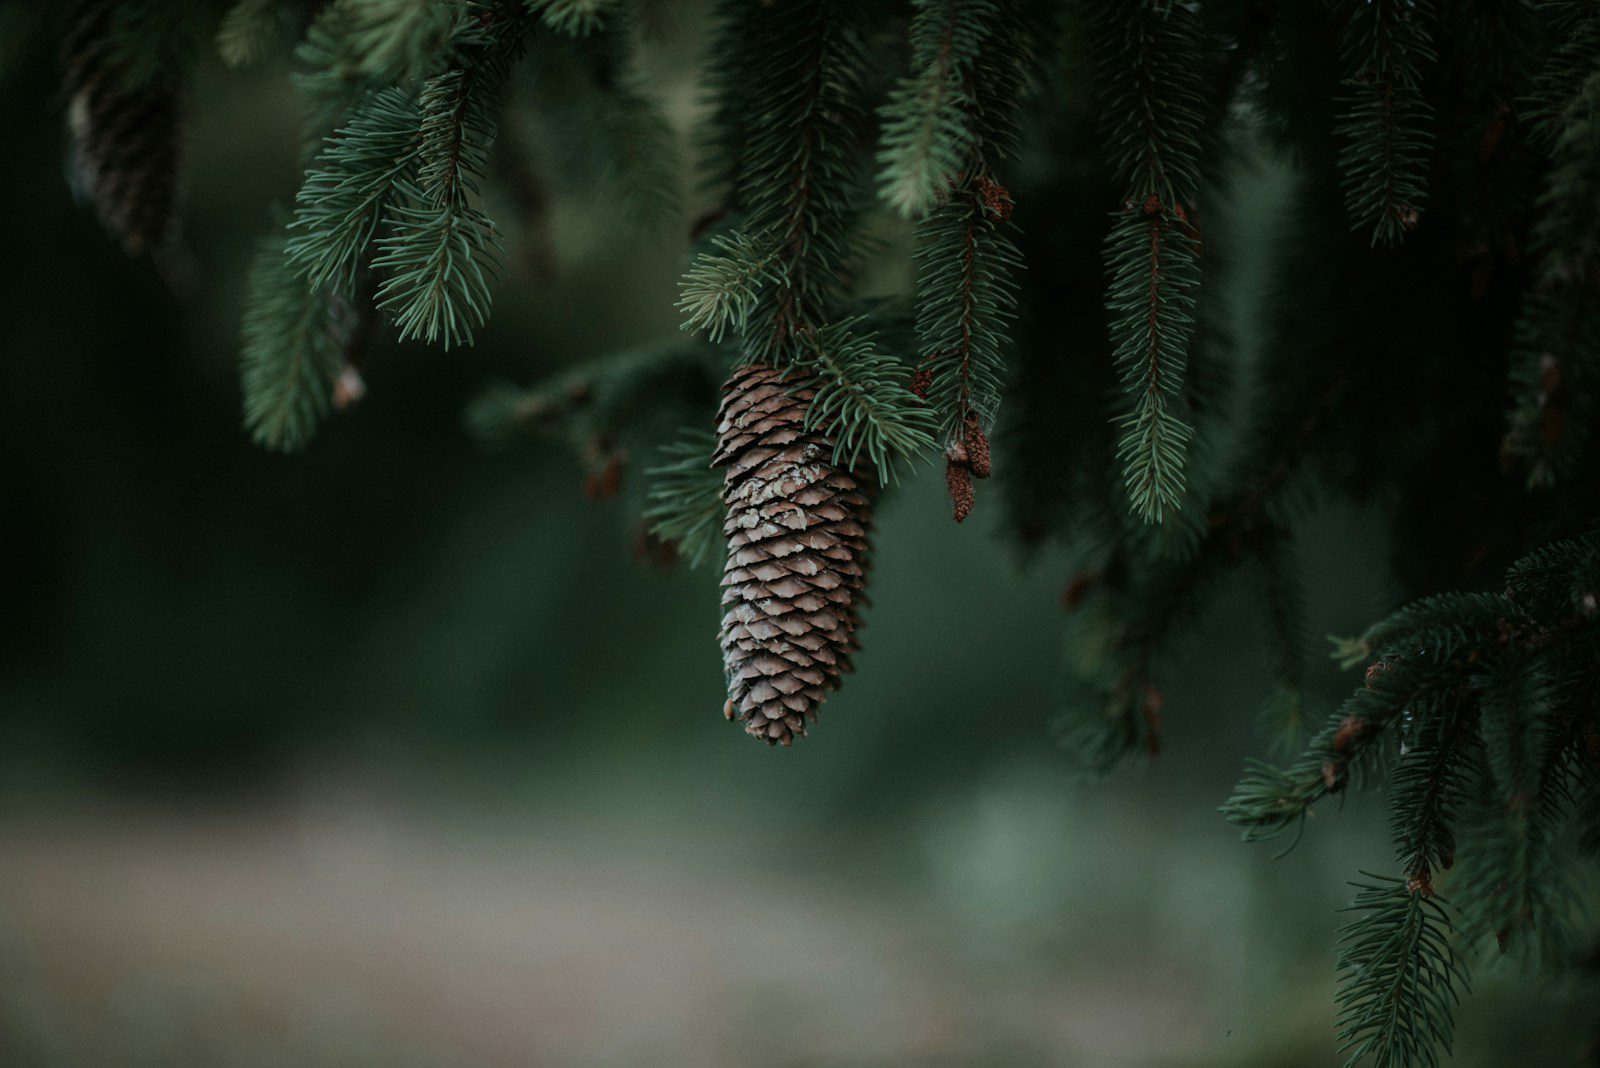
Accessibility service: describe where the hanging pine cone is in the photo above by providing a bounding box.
[60,0,185,256]
[714,363,875,746]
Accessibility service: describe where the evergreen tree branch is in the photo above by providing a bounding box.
[1091,0,1207,524]
[795,319,939,482]
[697,0,869,365]
[286,87,423,295]
[240,235,351,451]
[1505,45,1600,486]
[525,0,616,37]
[914,178,1022,443]
[1333,0,1437,245]
[216,0,282,68]
[875,0,992,219]
[644,429,725,569]
[677,231,787,344]
[1335,877,1468,1068]
[372,28,521,348]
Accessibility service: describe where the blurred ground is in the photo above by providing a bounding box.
[0,766,1290,1066]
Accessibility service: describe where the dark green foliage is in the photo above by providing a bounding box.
[689,0,870,365]
[875,0,1002,219]
[643,430,724,569]
[1090,0,1208,523]
[526,0,615,38]
[795,318,939,481]
[913,191,1022,443]
[466,340,722,457]
[890,0,1030,452]
[521,17,682,233]
[1333,0,1436,245]
[1226,534,1600,1067]
[290,0,468,130]
[1504,9,1600,485]
[216,0,284,68]
[1335,879,1469,1068]
[372,59,506,348]
[286,88,422,295]
[239,236,350,452]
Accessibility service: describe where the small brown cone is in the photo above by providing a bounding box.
[60,0,185,256]
[714,363,875,746]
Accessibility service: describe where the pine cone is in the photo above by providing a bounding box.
[714,364,875,746]
[60,0,184,256]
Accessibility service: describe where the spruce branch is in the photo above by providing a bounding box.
[677,231,787,343]
[373,200,499,347]
[1333,0,1437,246]
[644,429,725,569]
[795,319,939,483]
[1226,533,1600,1063]
[874,0,992,219]
[216,0,282,68]
[913,183,1022,438]
[1335,878,1468,1068]
[889,0,1029,508]
[525,0,616,37]
[286,87,423,295]
[372,43,516,348]
[1223,657,1451,844]
[696,0,870,364]
[1092,0,1207,524]
[240,235,351,452]
[1505,56,1600,485]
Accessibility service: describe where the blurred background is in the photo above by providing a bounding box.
[0,3,1591,1064]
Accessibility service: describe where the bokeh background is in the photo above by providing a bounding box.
[0,4,1590,1064]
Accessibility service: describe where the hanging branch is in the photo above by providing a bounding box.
[373,57,508,348]
[1335,878,1469,1068]
[1333,0,1437,245]
[700,0,868,364]
[1223,531,1600,1068]
[285,87,423,295]
[875,0,994,219]
[1092,0,1206,524]
[887,1,1030,518]
[239,234,353,451]
[643,429,724,569]
[1504,12,1600,486]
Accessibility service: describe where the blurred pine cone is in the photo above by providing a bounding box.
[714,363,874,746]
[60,0,184,256]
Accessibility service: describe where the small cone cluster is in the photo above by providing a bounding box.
[714,364,874,746]
[60,0,184,256]
[943,412,993,523]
